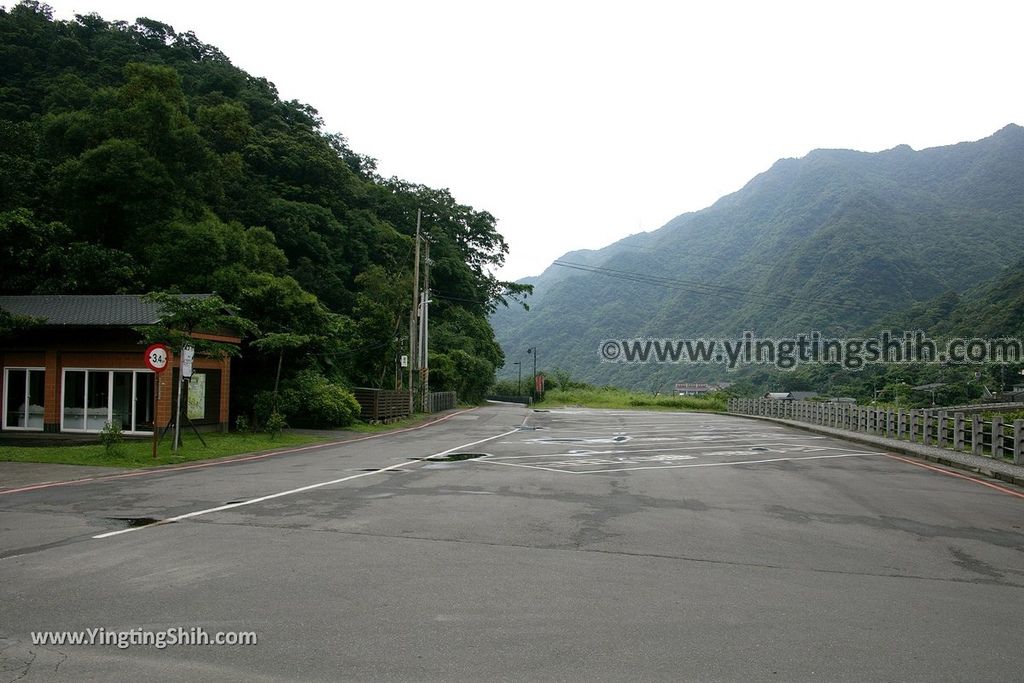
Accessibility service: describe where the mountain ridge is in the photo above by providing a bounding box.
[493,124,1024,389]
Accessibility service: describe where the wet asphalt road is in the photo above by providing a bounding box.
[1,403,1023,682]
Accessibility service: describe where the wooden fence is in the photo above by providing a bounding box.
[728,398,1024,465]
[353,388,412,422]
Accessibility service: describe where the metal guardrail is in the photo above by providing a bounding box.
[485,394,532,405]
[426,391,457,413]
[729,398,1024,465]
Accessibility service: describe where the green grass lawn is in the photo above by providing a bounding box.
[0,431,328,469]
[534,387,726,412]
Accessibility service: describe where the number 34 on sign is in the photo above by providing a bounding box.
[144,343,170,373]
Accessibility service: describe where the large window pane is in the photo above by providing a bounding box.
[86,371,109,431]
[64,371,86,430]
[5,369,26,428]
[112,372,133,431]
[135,372,155,432]
[26,370,44,429]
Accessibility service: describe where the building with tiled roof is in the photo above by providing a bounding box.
[1,294,236,435]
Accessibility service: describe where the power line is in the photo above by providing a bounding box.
[551,260,891,315]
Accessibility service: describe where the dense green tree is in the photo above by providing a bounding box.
[0,1,527,420]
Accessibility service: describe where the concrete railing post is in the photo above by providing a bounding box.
[923,412,932,446]
[936,411,947,448]
[953,412,964,451]
[992,416,1004,459]
[909,410,917,443]
[1014,420,1024,465]
[972,418,984,456]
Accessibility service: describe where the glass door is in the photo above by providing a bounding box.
[62,369,155,433]
[63,370,86,431]
[134,372,155,432]
[3,368,44,430]
[85,370,110,431]
[112,372,134,432]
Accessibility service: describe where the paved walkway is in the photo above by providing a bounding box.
[0,461,128,491]
[0,408,473,492]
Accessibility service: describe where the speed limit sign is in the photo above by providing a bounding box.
[144,343,170,373]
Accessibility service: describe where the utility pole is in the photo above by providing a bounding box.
[408,209,421,406]
[420,238,431,412]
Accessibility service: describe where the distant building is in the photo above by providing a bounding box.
[764,391,819,401]
[765,392,793,400]
[789,391,819,401]
[675,381,731,396]
[0,295,239,434]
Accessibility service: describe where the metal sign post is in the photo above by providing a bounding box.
[144,344,169,458]
[173,345,195,453]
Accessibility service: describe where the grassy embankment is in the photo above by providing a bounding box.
[0,431,328,469]
[533,387,727,411]
[0,410,471,469]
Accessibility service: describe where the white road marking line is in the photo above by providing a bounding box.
[92,427,522,540]
[487,443,855,460]
[479,452,879,474]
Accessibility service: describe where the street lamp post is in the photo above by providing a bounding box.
[512,361,521,397]
[527,347,538,400]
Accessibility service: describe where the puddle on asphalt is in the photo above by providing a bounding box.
[426,452,487,462]
[106,517,163,528]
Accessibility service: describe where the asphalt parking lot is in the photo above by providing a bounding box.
[1,404,1022,681]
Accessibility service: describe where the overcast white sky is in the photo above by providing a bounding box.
[40,0,1024,280]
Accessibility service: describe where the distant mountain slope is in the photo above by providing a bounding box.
[493,125,1024,389]
[887,255,1024,339]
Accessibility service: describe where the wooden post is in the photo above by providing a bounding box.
[953,412,964,451]
[992,416,1004,459]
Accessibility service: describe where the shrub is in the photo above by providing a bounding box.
[264,411,287,439]
[256,370,360,429]
[289,370,360,428]
[235,414,251,433]
[99,421,124,455]
[253,390,296,427]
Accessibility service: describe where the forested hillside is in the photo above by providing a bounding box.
[493,125,1024,393]
[0,2,527,420]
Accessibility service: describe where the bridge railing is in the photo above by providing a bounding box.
[728,398,1024,465]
